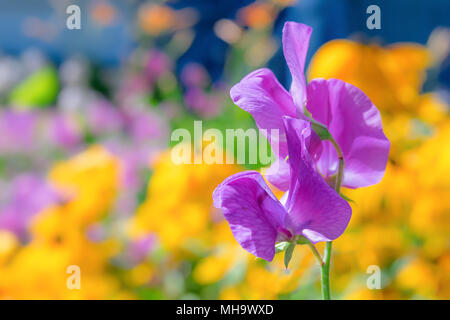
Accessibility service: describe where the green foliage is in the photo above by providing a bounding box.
[9,66,59,108]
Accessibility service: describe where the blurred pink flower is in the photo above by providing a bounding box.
[184,87,221,118]
[180,62,209,88]
[127,109,168,144]
[0,174,59,239]
[0,110,37,153]
[86,224,108,242]
[146,49,172,82]
[87,100,124,135]
[127,234,156,264]
[50,114,83,149]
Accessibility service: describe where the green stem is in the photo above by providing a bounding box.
[302,118,346,300]
[322,136,344,300]
[329,137,344,192]
[321,242,332,300]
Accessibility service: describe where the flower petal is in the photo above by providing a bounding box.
[283,117,352,243]
[265,158,290,191]
[282,22,312,111]
[265,128,322,193]
[306,78,390,188]
[230,68,296,159]
[213,171,288,261]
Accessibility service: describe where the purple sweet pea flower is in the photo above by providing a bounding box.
[213,117,351,261]
[230,22,390,190]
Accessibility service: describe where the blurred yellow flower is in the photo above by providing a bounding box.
[396,258,438,298]
[193,248,237,285]
[127,263,155,287]
[343,288,384,300]
[129,149,240,254]
[417,93,448,125]
[405,121,450,189]
[333,115,450,300]
[308,40,432,112]
[219,286,242,300]
[0,230,18,266]
[219,247,314,299]
[0,146,125,299]
[48,145,119,227]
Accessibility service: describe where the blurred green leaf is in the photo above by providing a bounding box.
[135,287,165,300]
[9,66,59,108]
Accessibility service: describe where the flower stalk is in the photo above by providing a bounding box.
[321,136,344,300]
[303,123,345,299]
[321,242,332,299]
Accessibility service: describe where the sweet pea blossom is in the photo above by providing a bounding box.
[213,117,351,261]
[230,22,390,190]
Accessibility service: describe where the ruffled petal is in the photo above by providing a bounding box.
[265,158,290,191]
[230,68,296,159]
[283,117,352,243]
[306,78,390,188]
[282,22,312,111]
[213,171,288,261]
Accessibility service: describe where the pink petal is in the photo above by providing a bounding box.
[306,78,390,188]
[283,117,352,243]
[230,68,297,159]
[265,158,290,191]
[213,171,288,261]
[282,22,312,112]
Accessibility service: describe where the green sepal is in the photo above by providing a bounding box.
[311,121,332,140]
[296,236,310,245]
[275,241,290,253]
[284,241,296,269]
